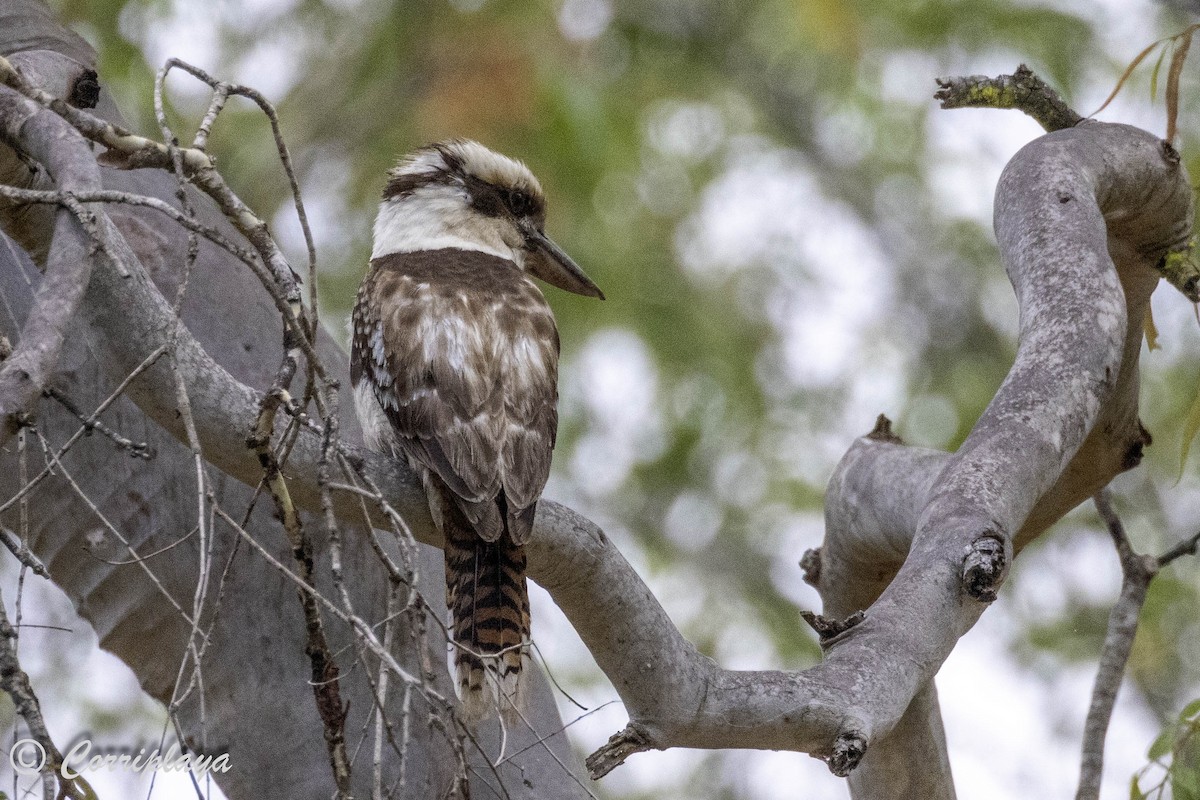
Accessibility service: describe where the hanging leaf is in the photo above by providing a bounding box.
[1164,28,1194,141]
[1181,698,1200,721]
[1150,728,1177,761]
[1151,43,1170,100]
[1093,37,1170,117]
[1094,23,1200,135]
[1179,378,1200,478]
[1145,302,1161,351]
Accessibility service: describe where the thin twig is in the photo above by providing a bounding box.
[32,428,199,630]
[209,503,428,691]
[1157,528,1200,565]
[167,352,216,754]
[1076,490,1200,800]
[155,56,358,791]
[246,362,352,796]
[159,59,319,337]
[371,586,405,800]
[0,526,49,579]
[0,54,324,381]
[43,386,154,459]
[0,184,260,263]
[494,700,619,767]
[0,584,96,799]
[0,343,168,515]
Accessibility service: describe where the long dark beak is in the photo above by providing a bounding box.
[522,224,605,300]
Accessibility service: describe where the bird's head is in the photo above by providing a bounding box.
[373,139,604,299]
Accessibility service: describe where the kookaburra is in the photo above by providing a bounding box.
[351,140,603,721]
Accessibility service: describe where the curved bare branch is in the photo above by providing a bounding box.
[0,61,103,442]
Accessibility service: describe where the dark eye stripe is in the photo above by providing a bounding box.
[471,183,538,218]
[390,166,544,220]
[471,183,505,217]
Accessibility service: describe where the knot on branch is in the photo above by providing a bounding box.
[826,730,867,777]
[1160,138,1181,165]
[1122,421,1152,471]
[1157,242,1200,303]
[866,413,903,444]
[962,534,1009,602]
[586,723,655,780]
[800,609,865,644]
[67,69,99,109]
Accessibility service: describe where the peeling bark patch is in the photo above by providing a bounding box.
[800,609,865,643]
[962,535,1008,602]
[827,731,867,777]
[799,547,822,587]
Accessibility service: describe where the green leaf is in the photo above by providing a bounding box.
[1131,773,1146,800]
[1181,698,1200,721]
[1093,38,1165,116]
[1149,728,1176,761]
[1151,43,1169,100]
[1173,763,1200,800]
[1179,378,1200,477]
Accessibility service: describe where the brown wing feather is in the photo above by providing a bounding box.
[496,295,559,544]
[351,249,559,544]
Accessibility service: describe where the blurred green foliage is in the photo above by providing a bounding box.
[1131,697,1200,799]
[45,0,1200,795]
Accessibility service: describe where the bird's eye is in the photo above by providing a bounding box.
[507,190,533,217]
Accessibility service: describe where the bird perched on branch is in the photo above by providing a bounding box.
[351,140,603,721]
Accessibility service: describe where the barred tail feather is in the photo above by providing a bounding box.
[443,512,532,724]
